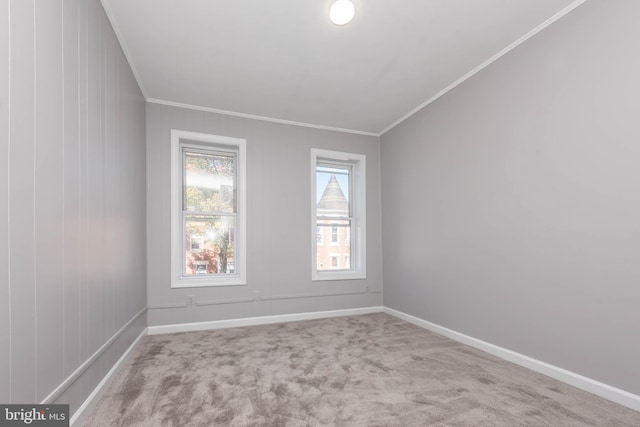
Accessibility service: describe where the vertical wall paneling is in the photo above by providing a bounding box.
[0,0,11,404]
[62,0,80,378]
[98,3,107,347]
[3,0,146,413]
[103,8,115,343]
[77,0,88,365]
[9,0,36,403]
[85,0,101,356]
[34,0,65,402]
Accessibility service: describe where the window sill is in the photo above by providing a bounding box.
[171,277,246,289]
[312,272,366,282]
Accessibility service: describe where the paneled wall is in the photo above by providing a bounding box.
[381,0,640,395]
[0,0,147,414]
[146,103,382,326]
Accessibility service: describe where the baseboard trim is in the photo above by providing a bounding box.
[383,307,640,412]
[41,307,147,404]
[148,306,383,335]
[70,327,149,426]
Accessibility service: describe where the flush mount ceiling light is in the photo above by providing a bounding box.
[330,0,355,26]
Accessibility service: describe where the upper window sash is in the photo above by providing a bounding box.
[181,146,238,215]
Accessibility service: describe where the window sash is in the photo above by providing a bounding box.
[182,213,236,277]
[181,147,237,214]
[180,145,239,278]
[311,148,365,281]
[171,129,246,288]
[316,220,352,271]
[316,161,353,265]
[317,161,353,217]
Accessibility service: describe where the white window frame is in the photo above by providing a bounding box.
[311,148,366,281]
[171,130,247,288]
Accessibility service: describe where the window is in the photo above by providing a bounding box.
[171,130,246,287]
[190,234,204,253]
[331,226,339,244]
[331,255,339,269]
[311,149,366,281]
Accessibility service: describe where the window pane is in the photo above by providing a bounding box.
[316,165,350,217]
[316,219,350,271]
[184,214,235,276]
[184,150,235,213]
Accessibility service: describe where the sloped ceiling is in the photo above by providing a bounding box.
[102,0,584,134]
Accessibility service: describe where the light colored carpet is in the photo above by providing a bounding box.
[84,313,640,426]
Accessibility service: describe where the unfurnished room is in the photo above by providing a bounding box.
[0,0,639,426]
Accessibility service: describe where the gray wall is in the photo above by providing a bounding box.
[0,0,147,414]
[381,0,640,395]
[146,103,382,326]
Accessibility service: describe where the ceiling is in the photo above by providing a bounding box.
[102,0,584,135]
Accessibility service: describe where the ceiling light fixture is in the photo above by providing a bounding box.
[330,0,355,26]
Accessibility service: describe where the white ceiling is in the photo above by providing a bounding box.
[102,0,584,135]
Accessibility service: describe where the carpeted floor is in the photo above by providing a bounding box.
[84,313,640,426]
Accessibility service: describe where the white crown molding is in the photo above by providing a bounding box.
[100,0,148,99]
[147,98,380,137]
[148,306,383,335]
[379,0,588,135]
[102,0,588,139]
[383,306,640,412]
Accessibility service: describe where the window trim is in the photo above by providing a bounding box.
[171,130,247,288]
[311,148,366,281]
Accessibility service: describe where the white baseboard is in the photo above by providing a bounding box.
[70,327,148,426]
[42,308,147,405]
[383,306,640,412]
[148,306,383,335]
